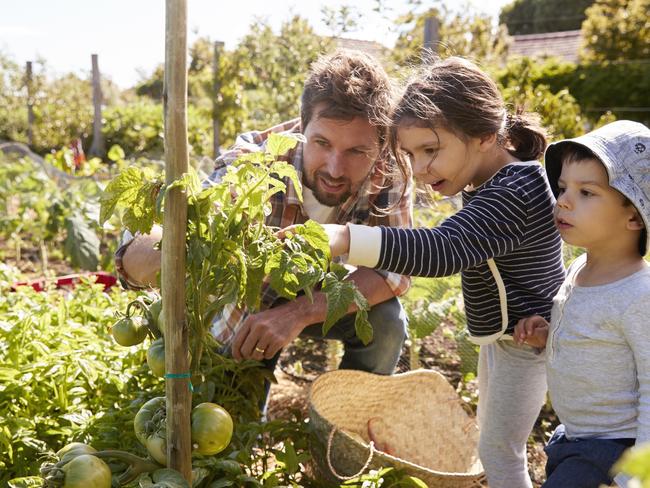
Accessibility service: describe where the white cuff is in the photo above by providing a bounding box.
[347,224,382,268]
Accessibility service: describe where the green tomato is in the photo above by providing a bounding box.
[56,442,97,464]
[134,397,167,465]
[147,338,166,378]
[191,403,233,456]
[111,316,148,346]
[147,299,163,333]
[62,454,112,488]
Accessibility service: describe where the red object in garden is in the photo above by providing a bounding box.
[70,138,86,169]
[11,271,117,292]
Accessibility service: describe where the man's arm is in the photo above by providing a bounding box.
[231,266,395,360]
[120,225,162,288]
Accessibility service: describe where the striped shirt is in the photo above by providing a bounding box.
[349,162,565,340]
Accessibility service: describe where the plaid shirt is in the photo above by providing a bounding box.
[116,118,412,345]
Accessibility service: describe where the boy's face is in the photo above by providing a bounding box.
[555,157,640,252]
[302,103,380,207]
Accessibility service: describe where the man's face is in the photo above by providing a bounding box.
[302,105,380,207]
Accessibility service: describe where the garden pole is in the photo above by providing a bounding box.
[212,41,224,158]
[89,54,105,157]
[423,16,439,62]
[163,0,192,480]
[26,61,33,147]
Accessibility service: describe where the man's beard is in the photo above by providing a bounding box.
[303,170,352,207]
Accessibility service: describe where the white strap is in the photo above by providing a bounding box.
[468,258,509,345]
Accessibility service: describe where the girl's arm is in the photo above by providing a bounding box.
[328,185,529,278]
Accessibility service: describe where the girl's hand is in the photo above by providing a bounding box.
[277,223,350,259]
[321,224,350,258]
[514,315,549,349]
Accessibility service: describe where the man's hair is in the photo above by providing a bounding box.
[300,50,394,148]
[560,144,647,256]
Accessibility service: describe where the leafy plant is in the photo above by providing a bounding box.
[0,277,157,483]
[94,133,372,484]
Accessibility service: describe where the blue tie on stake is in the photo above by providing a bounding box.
[164,372,194,392]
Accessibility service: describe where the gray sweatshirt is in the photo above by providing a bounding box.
[547,254,650,443]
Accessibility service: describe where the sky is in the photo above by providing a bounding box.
[1,0,512,89]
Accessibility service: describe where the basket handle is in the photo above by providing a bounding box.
[326,427,375,481]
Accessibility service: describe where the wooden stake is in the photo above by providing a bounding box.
[89,54,105,157]
[212,41,224,158]
[26,61,34,147]
[423,17,439,62]
[163,0,191,480]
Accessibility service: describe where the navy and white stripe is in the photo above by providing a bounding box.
[377,163,566,338]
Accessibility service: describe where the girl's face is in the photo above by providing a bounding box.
[397,125,482,196]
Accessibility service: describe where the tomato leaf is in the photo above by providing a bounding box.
[266,132,301,159]
[63,213,100,271]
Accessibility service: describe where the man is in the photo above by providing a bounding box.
[116,49,412,379]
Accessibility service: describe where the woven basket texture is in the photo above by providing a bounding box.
[308,369,485,487]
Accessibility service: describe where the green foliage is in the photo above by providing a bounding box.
[321,5,361,36]
[102,101,212,158]
[495,56,650,127]
[614,442,650,486]
[0,51,123,155]
[342,467,428,487]
[581,0,650,62]
[499,0,594,35]
[0,278,158,482]
[0,152,105,271]
[232,16,332,130]
[390,6,509,68]
[493,57,586,139]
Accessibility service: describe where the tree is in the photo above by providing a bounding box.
[500,0,595,35]
[580,0,650,62]
[390,6,509,69]
[134,37,246,149]
[232,16,332,130]
[321,5,361,36]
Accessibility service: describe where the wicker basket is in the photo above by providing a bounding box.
[308,369,485,487]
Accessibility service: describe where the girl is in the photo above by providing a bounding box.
[321,57,566,488]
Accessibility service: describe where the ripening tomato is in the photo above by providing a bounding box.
[147,299,163,333]
[62,454,112,488]
[56,442,97,464]
[111,316,148,346]
[191,403,233,456]
[134,397,167,465]
[147,338,165,378]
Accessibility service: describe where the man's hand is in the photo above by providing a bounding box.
[277,223,350,258]
[230,301,310,361]
[513,315,549,349]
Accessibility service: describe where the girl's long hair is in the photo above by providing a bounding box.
[390,57,547,183]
